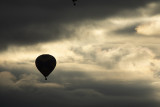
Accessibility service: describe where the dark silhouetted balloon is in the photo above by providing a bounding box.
[35,54,56,80]
[72,0,77,6]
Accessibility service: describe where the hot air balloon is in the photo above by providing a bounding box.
[72,0,77,6]
[35,54,56,80]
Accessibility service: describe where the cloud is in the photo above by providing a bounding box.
[0,71,16,89]
[113,24,139,35]
[0,70,160,107]
[136,21,160,36]
[1,43,160,106]
[0,0,159,50]
[71,43,155,71]
[0,71,64,91]
[1,1,160,106]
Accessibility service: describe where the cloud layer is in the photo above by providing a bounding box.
[0,0,159,50]
[0,70,160,107]
[1,0,160,107]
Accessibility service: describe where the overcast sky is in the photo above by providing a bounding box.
[1,0,160,107]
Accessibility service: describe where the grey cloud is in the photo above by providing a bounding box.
[113,24,139,35]
[70,43,157,72]
[0,0,159,50]
[70,44,131,69]
[0,70,160,107]
[146,1,160,15]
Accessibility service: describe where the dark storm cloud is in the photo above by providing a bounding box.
[0,0,159,50]
[0,70,160,107]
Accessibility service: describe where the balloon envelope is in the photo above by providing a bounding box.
[35,54,56,80]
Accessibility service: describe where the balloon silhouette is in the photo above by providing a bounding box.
[35,54,56,80]
[72,0,77,6]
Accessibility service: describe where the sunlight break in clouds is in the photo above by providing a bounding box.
[136,21,160,36]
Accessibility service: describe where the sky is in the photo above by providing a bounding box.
[1,0,160,107]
